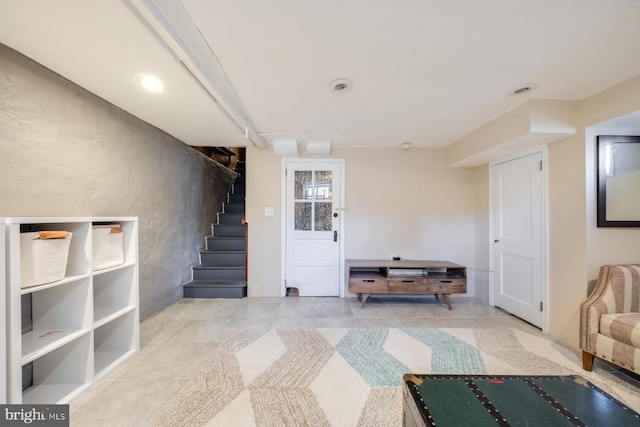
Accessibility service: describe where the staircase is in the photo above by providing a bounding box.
[183,161,247,298]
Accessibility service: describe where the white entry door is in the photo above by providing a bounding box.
[285,162,342,296]
[491,151,545,328]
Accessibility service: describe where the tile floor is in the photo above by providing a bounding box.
[68,296,638,426]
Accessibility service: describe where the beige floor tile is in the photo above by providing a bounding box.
[164,319,229,343]
[350,301,395,318]
[382,302,435,318]
[139,313,187,346]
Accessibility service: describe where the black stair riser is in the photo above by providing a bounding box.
[224,204,245,213]
[212,225,245,237]
[193,266,245,280]
[200,251,246,266]
[206,237,245,250]
[228,194,244,203]
[218,213,244,225]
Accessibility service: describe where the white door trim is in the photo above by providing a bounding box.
[489,145,548,333]
[280,158,346,297]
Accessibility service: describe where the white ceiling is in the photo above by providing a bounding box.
[1,0,640,150]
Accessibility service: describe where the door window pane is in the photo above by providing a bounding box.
[315,202,332,231]
[295,202,312,230]
[295,171,313,200]
[314,171,332,199]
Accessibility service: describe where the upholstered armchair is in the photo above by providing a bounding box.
[580,264,640,372]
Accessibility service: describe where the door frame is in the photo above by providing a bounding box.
[280,157,346,297]
[489,146,549,332]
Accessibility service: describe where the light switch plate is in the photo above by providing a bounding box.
[264,206,274,216]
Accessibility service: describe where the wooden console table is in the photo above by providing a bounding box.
[347,259,466,309]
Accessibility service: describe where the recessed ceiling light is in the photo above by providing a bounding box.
[330,78,352,93]
[137,75,165,92]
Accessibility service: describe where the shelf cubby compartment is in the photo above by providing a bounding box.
[93,266,136,328]
[1,220,6,404]
[17,220,91,279]
[91,219,137,271]
[94,310,138,380]
[22,333,92,404]
[21,278,91,364]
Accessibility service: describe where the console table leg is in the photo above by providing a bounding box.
[443,294,452,310]
[360,293,370,308]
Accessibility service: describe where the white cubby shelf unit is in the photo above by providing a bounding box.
[1,219,6,404]
[5,217,139,404]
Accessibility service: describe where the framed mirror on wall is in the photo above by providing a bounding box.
[597,135,640,227]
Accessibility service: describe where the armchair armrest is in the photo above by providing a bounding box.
[580,264,640,352]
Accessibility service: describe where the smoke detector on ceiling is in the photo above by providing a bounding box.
[330,78,353,93]
[510,84,537,96]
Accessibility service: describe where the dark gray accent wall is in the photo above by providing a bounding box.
[0,43,237,319]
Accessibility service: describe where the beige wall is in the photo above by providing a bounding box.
[245,145,477,298]
[547,132,588,347]
[473,164,491,304]
[245,147,282,296]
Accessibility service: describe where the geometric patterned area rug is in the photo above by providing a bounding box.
[151,328,640,427]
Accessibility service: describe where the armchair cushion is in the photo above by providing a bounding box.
[600,313,640,348]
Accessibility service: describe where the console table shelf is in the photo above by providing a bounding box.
[347,259,467,309]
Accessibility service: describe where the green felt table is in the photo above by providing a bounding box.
[402,374,640,427]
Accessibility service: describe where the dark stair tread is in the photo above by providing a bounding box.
[183,280,247,288]
[206,237,246,243]
[200,249,245,254]
[183,280,247,298]
[193,264,246,269]
[212,224,245,229]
